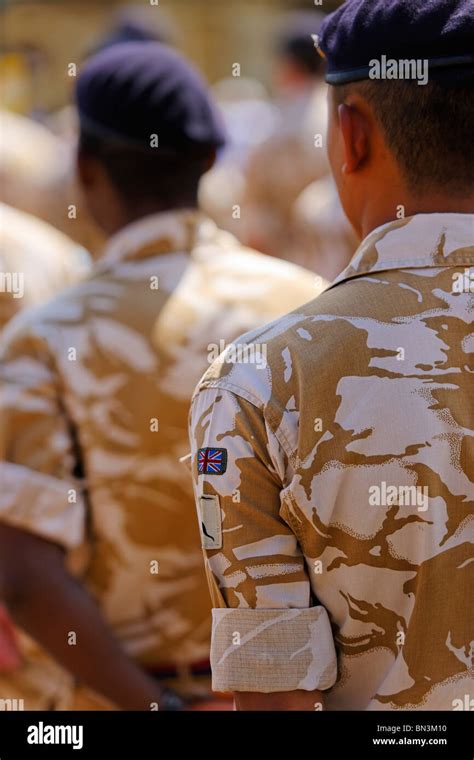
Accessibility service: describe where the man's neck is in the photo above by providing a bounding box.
[360,195,474,241]
[108,200,199,238]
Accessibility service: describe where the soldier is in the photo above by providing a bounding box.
[198,77,278,240]
[0,204,90,676]
[240,11,330,264]
[0,42,321,710]
[190,0,474,710]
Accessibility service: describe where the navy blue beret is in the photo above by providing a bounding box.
[315,0,474,85]
[76,42,226,154]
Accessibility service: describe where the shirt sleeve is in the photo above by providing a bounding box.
[189,384,337,694]
[0,324,86,549]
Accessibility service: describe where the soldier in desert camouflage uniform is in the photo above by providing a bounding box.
[0,43,320,710]
[0,203,90,679]
[239,11,330,265]
[190,0,474,710]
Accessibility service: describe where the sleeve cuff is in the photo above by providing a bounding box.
[210,606,337,693]
[0,462,85,549]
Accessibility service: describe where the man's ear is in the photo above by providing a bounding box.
[338,102,370,175]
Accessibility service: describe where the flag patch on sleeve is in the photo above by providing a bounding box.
[198,447,227,475]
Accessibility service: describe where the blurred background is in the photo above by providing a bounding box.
[0,0,354,285]
[1,0,341,111]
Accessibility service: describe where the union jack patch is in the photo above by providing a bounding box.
[198,447,228,475]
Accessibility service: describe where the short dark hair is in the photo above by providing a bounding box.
[79,128,211,211]
[334,79,474,195]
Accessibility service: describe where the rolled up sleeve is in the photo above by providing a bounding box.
[0,325,86,549]
[189,384,337,693]
[211,606,336,693]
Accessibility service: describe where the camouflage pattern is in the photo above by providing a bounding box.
[190,213,474,709]
[0,208,321,709]
[0,203,91,330]
[0,202,90,689]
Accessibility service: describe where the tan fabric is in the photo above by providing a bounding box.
[211,607,336,693]
[190,213,474,710]
[0,203,90,330]
[0,209,321,709]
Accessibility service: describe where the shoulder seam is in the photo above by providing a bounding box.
[196,379,296,465]
[198,378,263,409]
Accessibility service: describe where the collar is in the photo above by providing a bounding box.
[329,213,474,291]
[99,208,217,268]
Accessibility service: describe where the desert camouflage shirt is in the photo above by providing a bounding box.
[0,208,320,708]
[0,203,90,330]
[190,213,474,710]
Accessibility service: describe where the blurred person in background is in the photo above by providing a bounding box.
[0,94,92,666]
[239,11,331,266]
[201,10,354,281]
[0,42,322,711]
[199,76,277,239]
[291,175,357,280]
[0,204,90,683]
[0,108,105,257]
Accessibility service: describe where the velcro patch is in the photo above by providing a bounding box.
[197,447,227,475]
[198,494,222,550]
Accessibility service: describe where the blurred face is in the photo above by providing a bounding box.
[273,56,312,96]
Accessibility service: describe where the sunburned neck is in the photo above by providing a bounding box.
[360,194,474,240]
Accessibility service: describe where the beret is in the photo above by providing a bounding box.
[315,0,474,85]
[76,42,226,154]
